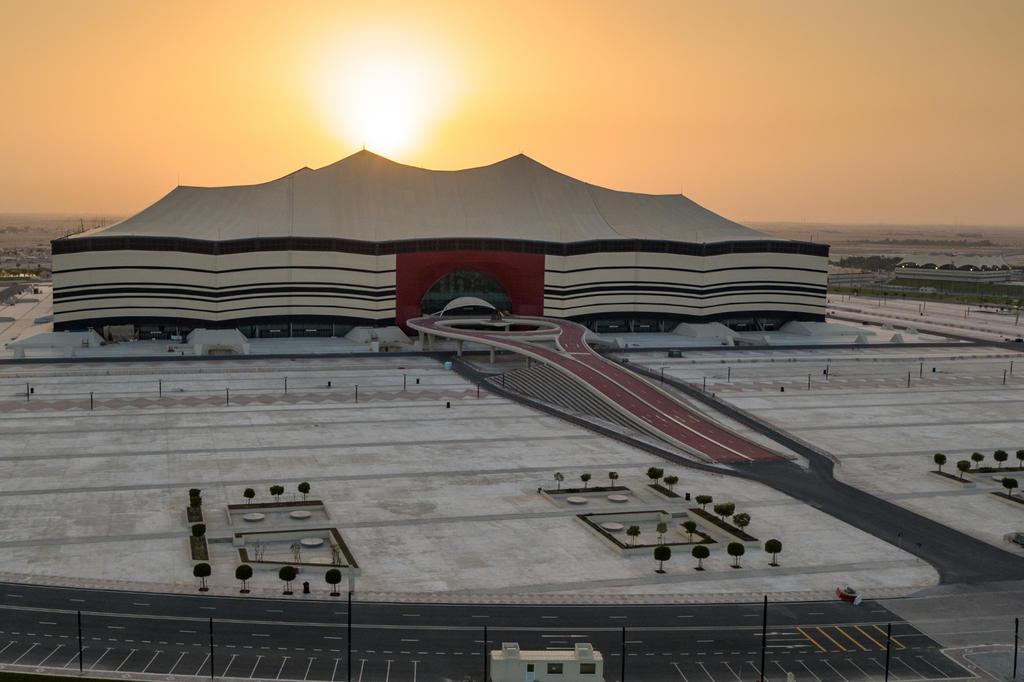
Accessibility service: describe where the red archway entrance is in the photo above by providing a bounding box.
[394,250,545,329]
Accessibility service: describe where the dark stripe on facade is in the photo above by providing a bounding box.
[52,235,828,258]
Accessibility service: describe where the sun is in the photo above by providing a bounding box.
[316,41,456,157]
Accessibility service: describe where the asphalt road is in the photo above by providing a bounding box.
[0,582,971,682]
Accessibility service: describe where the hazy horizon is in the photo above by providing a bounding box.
[1,0,1022,225]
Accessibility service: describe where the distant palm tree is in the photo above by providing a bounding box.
[553,472,564,491]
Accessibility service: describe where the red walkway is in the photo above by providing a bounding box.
[409,316,784,464]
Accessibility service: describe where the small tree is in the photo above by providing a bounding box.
[279,565,297,595]
[971,452,985,469]
[764,538,782,566]
[656,521,668,544]
[626,525,641,547]
[654,545,671,574]
[191,523,206,538]
[933,453,946,473]
[193,562,211,592]
[995,450,1008,469]
[189,488,202,498]
[646,467,664,486]
[1003,477,1019,498]
[956,460,970,480]
[1017,450,1024,468]
[325,568,342,597]
[298,481,311,501]
[695,494,713,511]
[713,502,735,522]
[682,520,697,542]
[270,485,284,502]
[692,545,709,570]
[663,475,679,491]
[733,513,751,531]
[580,473,592,489]
[235,564,253,593]
[727,542,745,568]
[243,488,256,505]
[553,472,564,491]
[608,471,619,486]
[189,493,202,509]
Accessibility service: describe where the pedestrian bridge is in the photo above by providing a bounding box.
[407,315,784,464]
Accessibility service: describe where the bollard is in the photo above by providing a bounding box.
[402,374,407,391]
[416,378,420,385]
[159,379,162,397]
[445,401,450,409]
[90,392,93,411]
[355,385,359,403]
[226,388,230,406]
[302,581,310,594]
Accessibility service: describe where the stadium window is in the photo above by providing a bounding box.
[547,663,564,674]
[580,662,597,674]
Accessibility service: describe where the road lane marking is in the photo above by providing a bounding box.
[194,653,210,676]
[823,659,849,680]
[115,649,137,671]
[62,650,81,668]
[795,626,827,653]
[304,657,315,680]
[846,657,872,679]
[797,659,822,682]
[696,661,714,681]
[222,653,238,676]
[141,650,162,673]
[357,659,366,682]
[249,656,263,679]
[837,627,869,651]
[816,626,848,652]
[88,647,112,670]
[856,622,888,647]
[276,656,289,679]
[722,661,742,681]
[38,644,63,666]
[871,624,906,649]
[915,655,949,677]
[330,658,339,681]
[13,643,40,665]
[168,652,186,674]
[412,659,418,682]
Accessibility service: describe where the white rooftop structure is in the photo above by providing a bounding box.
[72,150,767,244]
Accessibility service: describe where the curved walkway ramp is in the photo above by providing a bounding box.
[408,315,784,464]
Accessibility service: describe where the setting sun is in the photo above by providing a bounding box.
[316,39,458,157]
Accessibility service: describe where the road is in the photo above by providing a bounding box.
[408,316,782,464]
[0,582,970,682]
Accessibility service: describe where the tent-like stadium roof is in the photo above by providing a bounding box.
[897,254,1011,270]
[76,150,771,244]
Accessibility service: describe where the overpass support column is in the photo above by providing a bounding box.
[457,339,464,357]
[527,356,532,369]
[489,347,495,364]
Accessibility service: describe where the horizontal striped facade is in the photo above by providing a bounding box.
[52,237,827,330]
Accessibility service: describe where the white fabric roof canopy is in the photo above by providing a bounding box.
[79,151,771,244]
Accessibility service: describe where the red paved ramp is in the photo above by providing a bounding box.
[409,316,784,464]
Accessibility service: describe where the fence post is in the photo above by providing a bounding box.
[1014,616,1019,681]
[77,610,83,673]
[347,591,353,682]
[209,617,215,679]
[355,384,359,403]
[884,622,892,682]
[483,625,489,682]
[90,392,93,410]
[159,379,162,397]
[760,595,768,681]
[225,388,229,406]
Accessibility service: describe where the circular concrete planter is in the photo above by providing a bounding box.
[601,522,625,532]
[300,537,325,548]
[566,496,587,505]
[243,513,265,522]
[289,510,312,519]
[607,494,629,503]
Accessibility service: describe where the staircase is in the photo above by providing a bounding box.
[487,364,639,433]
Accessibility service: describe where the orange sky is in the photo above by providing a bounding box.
[1,0,1022,225]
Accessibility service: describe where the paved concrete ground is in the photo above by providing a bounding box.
[631,345,1024,558]
[0,355,934,600]
[829,294,1024,343]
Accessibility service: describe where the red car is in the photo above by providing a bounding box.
[837,586,863,605]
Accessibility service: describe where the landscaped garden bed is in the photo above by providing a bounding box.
[688,507,757,542]
[929,470,975,486]
[648,483,680,498]
[543,485,630,495]
[190,535,209,561]
[577,510,714,555]
[991,492,1024,506]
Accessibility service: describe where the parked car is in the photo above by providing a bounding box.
[1005,532,1024,547]
[836,585,863,605]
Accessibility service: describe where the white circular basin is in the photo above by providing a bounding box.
[566,496,587,505]
[289,510,312,519]
[243,513,265,522]
[300,537,325,548]
[601,522,624,532]
[608,494,629,503]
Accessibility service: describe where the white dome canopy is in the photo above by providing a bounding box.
[76,151,771,244]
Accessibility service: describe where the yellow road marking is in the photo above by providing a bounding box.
[836,627,869,651]
[796,626,827,653]
[815,626,848,652]
[856,622,888,647]
[871,624,906,649]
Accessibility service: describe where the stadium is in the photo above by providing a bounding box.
[51,151,828,338]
